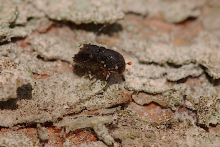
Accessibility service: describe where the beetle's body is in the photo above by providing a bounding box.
[73,44,126,76]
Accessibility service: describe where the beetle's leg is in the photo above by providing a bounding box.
[103,70,107,77]
[83,69,90,78]
[118,73,122,78]
[89,69,102,90]
[118,73,125,81]
[90,66,106,80]
[90,69,102,81]
[95,73,112,95]
[105,71,111,80]
[89,73,97,81]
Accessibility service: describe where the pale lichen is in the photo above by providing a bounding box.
[0,59,33,101]
[30,34,79,63]
[197,95,220,126]
[37,124,49,142]
[31,0,124,24]
[121,0,205,23]
[0,131,39,147]
[0,71,128,127]
[93,124,114,146]
[0,3,18,42]
[54,116,113,133]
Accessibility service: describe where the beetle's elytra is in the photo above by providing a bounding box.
[73,44,126,77]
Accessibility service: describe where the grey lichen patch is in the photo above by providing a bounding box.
[0,71,128,127]
[37,124,49,142]
[124,56,169,93]
[185,127,220,147]
[125,55,203,84]
[30,34,78,63]
[185,79,217,110]
[131,86,186,111]
[121,0,204,23]
[121,0,150,16]
[0,42,64,76]
[95,107,118,115]
[0,43,21,61]
[0,0,45,25]
[125,75,169,94]
[131,74,220,115]
[131,64,166,79]
[56,115,115,146]
[0,59,33,101]
[8,72,86,126]
[176,75,220,126]
[93,124,114,146]
[135,42,204,66]
[111,110,220,147]
[167,63,203,81]
[0,0,47,42]
[0,1,18,21]
[0,3,18,42]
[120,36,217,67]
[31,0,124,24]
[0,131,39,147]
[110,113,158,146]
[54,115,113,133]
[72,141,107,147]
[121,137,144,147]
[195,30,220,78]
[121,35,219,86]
[173,108,197,127]
[193,31,220,79]
[112,127,157,147]
[12,17,53,38]
[161,85,187,110]
[119,16,220,122]
[134,84,186,111]
[153,125,220,146]
[32,72,88,106]
[197,95,220,126]
[200,51,220,79]
[25,55,65,76]
[134,42,175,65]
[31,17,53,33]
[82,79,128,110]
[125,63,189,100]
[0,72,80,127]
[74,78,108,100]
[12,1,45,25]
[160,0,204,23]
[112,127,143,140]
[124,57,167,79]
[131,93,159,106]
[126,58,207,111]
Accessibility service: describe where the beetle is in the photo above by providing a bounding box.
[73,44,126,79]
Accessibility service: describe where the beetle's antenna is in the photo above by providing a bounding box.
[95,24,108,43]
[95,24,107,36]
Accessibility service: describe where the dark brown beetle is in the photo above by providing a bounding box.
[73,44,126,78]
